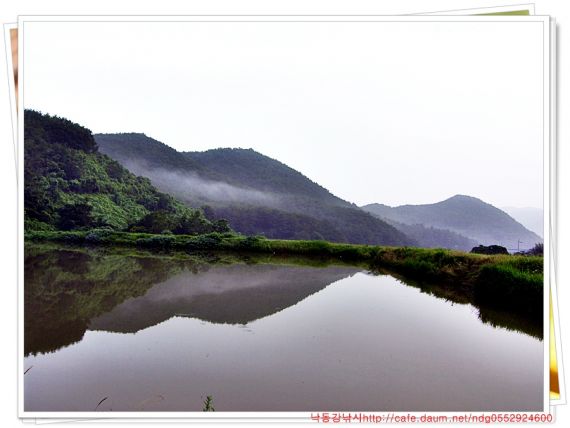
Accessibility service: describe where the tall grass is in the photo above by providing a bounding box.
[25,230,543,316]
[202,396,215,412]
[475,262,543,318]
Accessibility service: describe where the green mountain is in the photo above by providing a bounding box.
[362,195,542,251]
[24,110,227,234]
[95,133,412,246]
[185,147,346,203]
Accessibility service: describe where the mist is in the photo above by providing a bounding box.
[122,158,280,207]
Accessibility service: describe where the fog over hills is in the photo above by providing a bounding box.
[95,133,411,246]
[362,195,542,251]
[378,218,479,251]
[95,133,541,251]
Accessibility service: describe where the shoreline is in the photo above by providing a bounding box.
[25,229,543,319]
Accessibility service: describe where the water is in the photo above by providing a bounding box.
[24,245,543,412]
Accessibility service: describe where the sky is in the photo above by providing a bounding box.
[22,19,545,208]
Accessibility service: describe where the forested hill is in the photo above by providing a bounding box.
[95,133,412,246]
[185,148,347,204]
[24,110,228,235]
[362,195,542,251]
[93,133,217,180]
[96,134,349,206]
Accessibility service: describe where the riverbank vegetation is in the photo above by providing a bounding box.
[26,229,543,318]
[25,241,543,356]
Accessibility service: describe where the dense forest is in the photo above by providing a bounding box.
[96,133,412,246]
[25,111,542,251]
[24,110,230,235]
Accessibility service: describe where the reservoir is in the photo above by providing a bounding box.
[24,245,543,412]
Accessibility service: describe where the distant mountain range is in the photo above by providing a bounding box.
[362,195,542,251]
[501,206,544,238]
[95,132,542,251]
[95,133,411,246]
[377,218,479,251]
[15,115,533,251]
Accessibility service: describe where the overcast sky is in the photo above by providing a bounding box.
[22,19,545,208]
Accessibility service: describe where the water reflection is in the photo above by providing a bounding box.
[25,244,359,355]
[24,244,544,411]
[25,244,542,356]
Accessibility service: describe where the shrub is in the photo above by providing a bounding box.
[471,245,509,255]
[474,264,542,317]
[85,228,114,244]
[526,243,544,256]
[188,234,223,250]
[238,235,266,251]
[24,217,55,232]
[135,234,175,248]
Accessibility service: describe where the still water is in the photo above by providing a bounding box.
[24,245,543,412]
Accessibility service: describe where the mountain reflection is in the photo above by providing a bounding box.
[89,263,359,332]
[24,244,359,355]
[24,244,541,356]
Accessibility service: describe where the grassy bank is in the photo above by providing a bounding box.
[370,246,543,319]
[26,229,543,317]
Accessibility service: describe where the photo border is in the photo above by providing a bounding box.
[17,14,551,419]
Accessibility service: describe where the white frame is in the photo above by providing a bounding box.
[17,14,551,419]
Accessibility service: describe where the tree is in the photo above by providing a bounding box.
[174,211,211,235]
[57,203,94,230]
[526,243,543,256]
[130,211,177,234]
[25,109,98,153]
[212,219,231,233]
